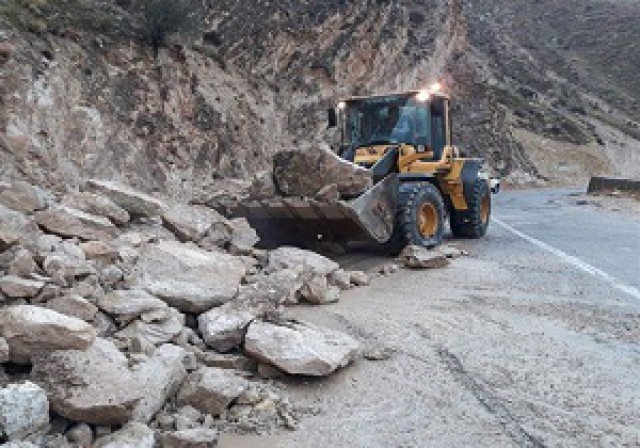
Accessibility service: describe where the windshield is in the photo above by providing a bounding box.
[342,95,432,148]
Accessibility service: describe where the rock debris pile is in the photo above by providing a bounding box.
[0,179,375,447]
[0,177,464,447]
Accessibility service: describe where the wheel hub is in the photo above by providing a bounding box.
[418,203,438,238]
[480,194,490,224]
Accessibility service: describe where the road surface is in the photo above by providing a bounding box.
[220,189,640,448]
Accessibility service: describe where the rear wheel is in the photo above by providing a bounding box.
[384,182,445,254]
[450,178,491,238]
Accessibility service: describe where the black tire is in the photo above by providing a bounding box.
[384,182,446,254]
[450,178,491,238]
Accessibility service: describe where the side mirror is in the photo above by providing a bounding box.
[327,108,338,128]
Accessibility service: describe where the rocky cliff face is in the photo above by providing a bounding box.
[1,0,639,198]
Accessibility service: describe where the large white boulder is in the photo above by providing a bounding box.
[32,338,143,425]
[245,320,360,376]
[135,240,246,313]
[273,146,373,198]
[266,246,339,277]
[0,305,96,363]
[132,344,188,423]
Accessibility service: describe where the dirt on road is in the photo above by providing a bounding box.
[222,189,640,448]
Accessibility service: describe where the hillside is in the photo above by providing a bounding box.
[0,0,638,197]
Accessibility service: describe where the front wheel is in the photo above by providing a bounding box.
[450,178,491,238]
[384,182,446,254]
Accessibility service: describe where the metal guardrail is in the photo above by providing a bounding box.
[587,176,640,194]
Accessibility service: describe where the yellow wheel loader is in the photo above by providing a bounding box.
[221,87,499,252]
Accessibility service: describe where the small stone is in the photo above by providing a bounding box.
[329,269,353,290]
[159,428,219,448]
[93,422,155,448]
[198,305,255,352]
[399,245,450,270]
[66,423,94,447]
[8,249,37,278]
[100,265,125,288]
[363,343,395,361]
[116,307,184,347]
[155,413,175,431]
[0,231,19,252]
[80,241,119,263]
[228,218,260,255]
[0,381,49,441]
[46,295,98,322]
[247,171,276,199]
[177,367,250,416]
[300,275,340,305]
[0,181,47,213]
[348,270,369,286]
[437,244,467,259]
[97,289,167,325]
[0,338,9,363]
[0,276,45,298]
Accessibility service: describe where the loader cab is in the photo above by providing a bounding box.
[331,90,451,166]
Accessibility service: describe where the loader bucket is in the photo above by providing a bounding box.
[216,174,399,247]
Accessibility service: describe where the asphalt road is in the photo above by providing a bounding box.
[220,189,640,448]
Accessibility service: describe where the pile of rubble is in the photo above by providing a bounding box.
[0,178,376,447]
